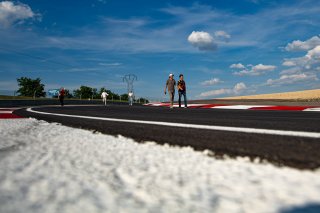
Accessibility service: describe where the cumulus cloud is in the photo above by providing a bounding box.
[0,1,36,28]
[266,73,318,86]
[187,30,231,51]
[282,45,320,71]
[306,45,320,60]
[231,63,276,76]
[230,63,245,69]
[201,78,223,86]
[234,82,247,93]
[199,82,247,98]
[285,36,320,52]
[188,31,217,51]
[274,37,320,87]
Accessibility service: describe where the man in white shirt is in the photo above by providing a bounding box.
[101,91,109,106]
[128,91,134,106]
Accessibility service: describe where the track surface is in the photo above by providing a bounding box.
[16,105,320,169]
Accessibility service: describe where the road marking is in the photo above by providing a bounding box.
[0,110,13,114]
[27,107,320,139]
[211,105,273,110]
[145,103,320,111]
[304,107,320,112]
[0,108,24,119]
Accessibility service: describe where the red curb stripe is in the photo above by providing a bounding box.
[0,113,24,119]
[249,106,310,111]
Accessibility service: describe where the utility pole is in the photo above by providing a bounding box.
[91,88,93,100]
[123,74,137,94]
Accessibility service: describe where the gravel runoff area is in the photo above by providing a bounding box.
[1,119,320,213]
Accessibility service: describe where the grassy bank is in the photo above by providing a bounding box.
[221,89,320,101]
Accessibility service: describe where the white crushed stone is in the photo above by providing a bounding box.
[0,118,320,213]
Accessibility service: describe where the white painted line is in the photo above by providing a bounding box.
[211,105,273,110]
[27,107,320,139]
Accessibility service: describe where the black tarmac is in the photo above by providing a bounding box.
[15,105,320,170]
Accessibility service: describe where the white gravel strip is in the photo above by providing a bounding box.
[0,119,320,213]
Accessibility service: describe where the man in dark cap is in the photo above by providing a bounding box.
[177,74,187,108]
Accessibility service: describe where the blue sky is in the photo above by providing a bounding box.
[1,0,320,100]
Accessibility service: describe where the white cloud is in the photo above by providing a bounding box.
[230,63,245,69]
[280,67,301,75]
[275,38,320,87]
[285,36,320,52]
[201,78,223,86]
[214,30,231,40]
[232,63,276,76]
[199,88,232,97]
[5,2,318,54]
[253,64,276,71]
[266,73,318,86]
[99,62,122,66]
[282,60,297,67]
[306,45,320,60]
[234,82,247,93]
[199,82,247,98]
[282,45,320,71]
[0,1,36,28]
[188,31,217,51]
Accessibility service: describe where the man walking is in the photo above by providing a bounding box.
[128,91,134,106]
[177,74,187,108]
[101,90,109,106]
[164,73,176,109]
[58,87,65,106]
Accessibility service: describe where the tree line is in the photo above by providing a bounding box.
[16,77,149,103]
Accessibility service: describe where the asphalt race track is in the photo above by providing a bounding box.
[15,105,320,170]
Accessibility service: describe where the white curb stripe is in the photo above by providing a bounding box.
[211,105,273,110]
[27,107,320,139]
[146,103,320,111]
[304,107,320,112]
[0,111,13,114]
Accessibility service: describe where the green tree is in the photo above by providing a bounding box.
[106,90,120,100]
[120,93,129,101]
[65,89,73,98]
[17,77,46,97]
[137,97,149,104]
[73,86,96,99]
[96,87,107,99]
[92,88,98,99]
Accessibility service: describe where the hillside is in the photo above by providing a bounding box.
[221,89,320,100]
